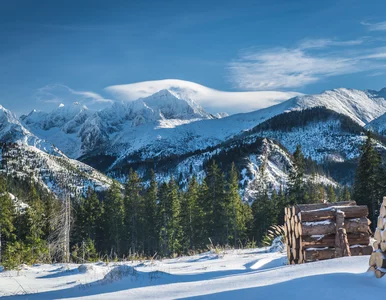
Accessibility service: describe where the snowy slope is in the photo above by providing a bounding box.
[109,137,336,201]
[0,248,379,299]
[366,111,386,136]
[1,143,112,197]
[0,105,55,153]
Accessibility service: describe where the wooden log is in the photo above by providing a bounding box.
[349,245,373,256]
[292,248,298,261]
[375,269,385,278]
[287,245,292,264]
[375,228,382,242]
[369,252,378,267]
[335,211,351,257]
[380,242,386,252]
[374,252,386,269]
[304,248,336,262]
[302,233,370,249]
[301,218,368,236]
[381,229,386,242]
[301,220,336,236]
[290,217,295,232]
[300,206,368,222]
[294,201,356,213]
[380,205,386,219]
[298,249,304,264]
[292,232,300,249]
[377,216,385,230]
[373,240,380,251]
[344,218,370,234]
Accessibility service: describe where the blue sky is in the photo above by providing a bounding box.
[1,0,386,114]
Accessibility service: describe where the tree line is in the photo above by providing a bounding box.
[5,137,380,269]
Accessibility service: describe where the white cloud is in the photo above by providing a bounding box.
[36,84,113,109]
[361,21,386,31]
[228,39,386,90]
[105,79,301,114]
[298,38,364,49]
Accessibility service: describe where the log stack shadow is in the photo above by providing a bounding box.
[284,201,372,265]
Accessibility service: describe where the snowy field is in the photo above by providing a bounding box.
[0,248,383,299]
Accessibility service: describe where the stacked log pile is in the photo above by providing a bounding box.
[284,201,372,264]
[369,197,386,278]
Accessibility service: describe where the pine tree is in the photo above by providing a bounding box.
[181,176,199,251]
[288,145,306,204]
[25,187,48,264]
[227,163,246,247]
[124,170,144,255]
[143,170,158,255]
[0,177,15,266]
[168,178,183,255]
[327,185,336,203]
[73,188,103,252]
[353,131,384,229]
[339,186,351,202]
[157,182,169,256]
[103,181,124,257]
[156,179,183,256]
[251,188,277,244]
[276,186,288,225]
[204,161,228,246]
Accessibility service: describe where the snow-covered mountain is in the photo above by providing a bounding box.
[365,111,386,136]
[0,105,112,197]
[20,87,386,173]
[21,89,215,158]
[3,85,386,195]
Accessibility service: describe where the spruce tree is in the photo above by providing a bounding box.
[103,181,124,256]
[0,177,15,265]
[143,170,158,255]
[327,185,336,203]
[288,145,306,204]
[204,161,228,246]
[124,170,144,255]
[227,163,246,247]
[181,176,199,251]
[353,131,384,229]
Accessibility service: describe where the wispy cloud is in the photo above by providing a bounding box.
[36,84,112,109]
[361,21,386,31]
[228,38,386,90]
[298,38,364,49]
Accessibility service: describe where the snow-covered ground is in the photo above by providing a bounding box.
[0,248,382,299]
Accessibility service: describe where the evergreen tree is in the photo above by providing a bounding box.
[204,161,228,245]
[227,163,246,247]
[276,186,288,225]
[181,176,199,251]
[102,181,124,256]
[157,179,183,256]
[24,188,48,263]
[339,186,351,202]
[353,131,384,229]
[124,170,144,255]
[288,145,306,204]
[143,170,158,255]
[73,188,103,252]
[0,177,15,266]
[327,185,336,203]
